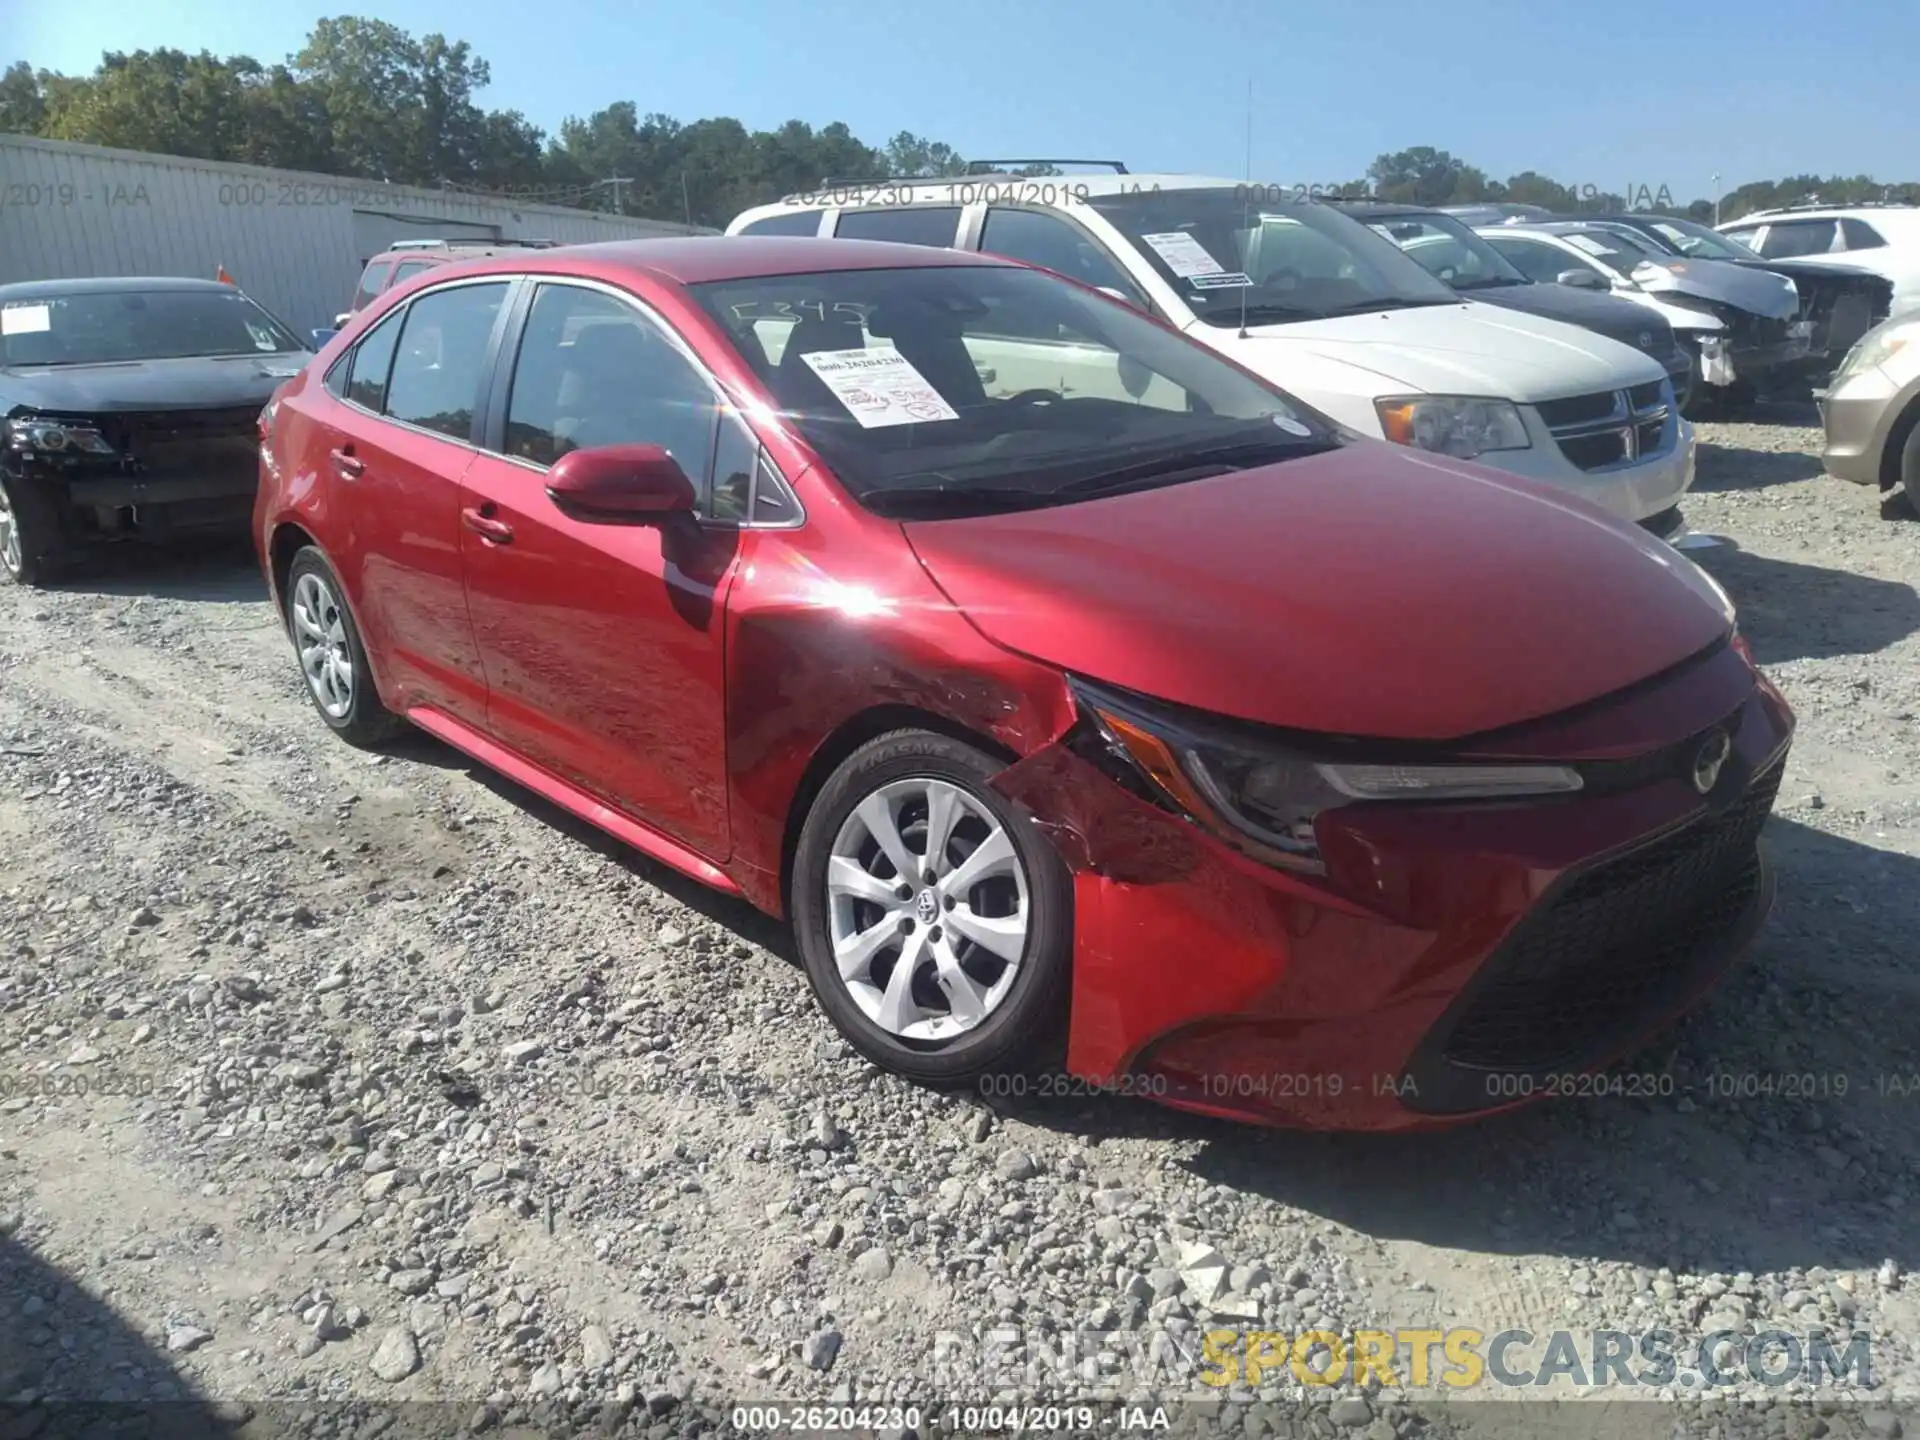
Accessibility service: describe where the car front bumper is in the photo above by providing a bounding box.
[993,643,1794,1130]
[1818,362,1906,487]
[1483,412,1697,525]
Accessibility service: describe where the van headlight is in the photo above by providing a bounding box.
[1374,395,1531,459]
[1070,677,1581,875]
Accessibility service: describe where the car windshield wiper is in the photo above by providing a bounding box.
[1319,296,1458,316]
[1197,301,1319,323]
[858,481,1058,519]
[1049,435,1337,500]
[1451,276,1528,291]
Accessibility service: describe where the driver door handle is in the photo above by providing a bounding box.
[331,447,364,479]
[461,505,514,545]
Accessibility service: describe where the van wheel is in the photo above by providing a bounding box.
[791,730,1072,1086]
[285,547,406,747]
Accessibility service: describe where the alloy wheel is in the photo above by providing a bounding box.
[825,775,1030,1042]
[290,571,355,719]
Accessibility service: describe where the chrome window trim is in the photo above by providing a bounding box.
[332,274,516,452]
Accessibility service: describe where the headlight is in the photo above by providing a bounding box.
[1070,677,1582,875]
[1835,323,1912,382]
[1374,395,1530,459]
[4,416,116,456]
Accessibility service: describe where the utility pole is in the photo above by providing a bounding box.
[603,175,632,214]
[1711,173,1721,226]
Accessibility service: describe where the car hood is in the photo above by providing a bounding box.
[0,352,308,416]
[1198,300,1666,401]
[1462,281,1676,359]
[903,443,1731,741]
[1725,256,1892,292]
[1628,257,1800,319]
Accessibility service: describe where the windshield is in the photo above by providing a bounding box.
[1084,188,1462,327]
[1542,228,1662,276]
[1364,213,1530,290]
[689,263,1338,517]
[0,288,307,366]
[1635,216,1761,261]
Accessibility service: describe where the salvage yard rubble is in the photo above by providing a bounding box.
[0,412,1917,1437]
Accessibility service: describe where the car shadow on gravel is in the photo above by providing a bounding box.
[46,537,266,606]
[1691,442,1823,493]
[0,1230,243,1434]
[1690,545,1920,663]
[989,822,1920,1283]
[381,730,795,959]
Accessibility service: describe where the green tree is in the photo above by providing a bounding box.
[0,61,48,134]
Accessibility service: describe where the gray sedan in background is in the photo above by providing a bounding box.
[1820,310,1920,514]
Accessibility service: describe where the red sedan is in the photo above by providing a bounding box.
[254,236,1793,1129]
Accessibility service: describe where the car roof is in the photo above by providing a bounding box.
[396,235,1021,288]
[1724,205,1920,224]
[0,276,244,301]
[737,173,1249,219]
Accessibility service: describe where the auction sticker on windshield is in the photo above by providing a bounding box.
[800,346,960,428]
[1141,231,1229,279]
[1,303,52,335]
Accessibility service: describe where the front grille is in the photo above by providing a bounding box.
[1439,759,1783,1072]
[1723,311,1791,350]
[1539,384,1672,473]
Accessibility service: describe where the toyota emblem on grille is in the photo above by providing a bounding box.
[1691,730,1732,794]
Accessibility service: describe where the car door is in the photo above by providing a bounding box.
[457,277,742,859]
[319,278,510,724]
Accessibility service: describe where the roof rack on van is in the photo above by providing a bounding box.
[1742,199,1916,217]
[384,237,561,251]
[963,159,1129,175]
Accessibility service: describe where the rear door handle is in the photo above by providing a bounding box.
[461,505,514,545]
[331,448,364,479]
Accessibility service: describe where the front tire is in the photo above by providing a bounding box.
[1900,416,1920,519]
[0,472,63,587]
[284,547,406,747]
[791,729,1073,1085]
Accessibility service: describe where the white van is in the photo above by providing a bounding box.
[728,172,1697,537]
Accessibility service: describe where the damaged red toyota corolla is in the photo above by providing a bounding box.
[254,236,1794,1129]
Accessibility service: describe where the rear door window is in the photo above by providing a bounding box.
[382,281,510,441]
[351,261,392,311]
[1756,220,1839,258]
[346,311,403,411]
[833,207,963,248]
[739,210,825,236]
[1840,218,1887,251]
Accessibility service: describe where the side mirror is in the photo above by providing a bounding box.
[545,444,696,521]
[1557,269,1607,291]
[333,312,351,328]
[310,327,339,347]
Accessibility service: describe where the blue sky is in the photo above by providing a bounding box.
[11,0,1916,203]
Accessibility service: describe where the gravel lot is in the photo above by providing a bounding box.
[2,407,1917,1439]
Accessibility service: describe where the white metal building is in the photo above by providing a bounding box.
[0,133,715,334]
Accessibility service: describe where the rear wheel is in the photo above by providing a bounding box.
[284,547,406,747]
[791,729,1073,1085]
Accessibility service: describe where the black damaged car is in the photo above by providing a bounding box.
[1,276,309,586]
